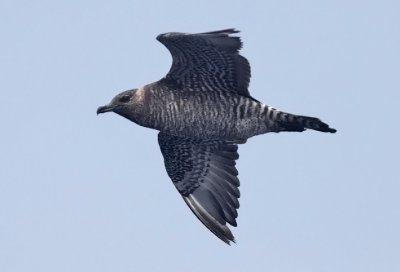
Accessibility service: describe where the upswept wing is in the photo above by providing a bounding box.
[158,132,243,244]
[157,29,252,99]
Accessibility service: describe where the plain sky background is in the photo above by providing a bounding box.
[1,0,399,271]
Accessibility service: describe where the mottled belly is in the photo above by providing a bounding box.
[146,91,269,140]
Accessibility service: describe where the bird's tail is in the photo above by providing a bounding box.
[268,108,336,133]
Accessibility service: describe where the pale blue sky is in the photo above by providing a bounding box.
[1,0,399,271]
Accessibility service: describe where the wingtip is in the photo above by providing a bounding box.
[157,28,240,41]
[200,28,240,36]
[183,195,236,245]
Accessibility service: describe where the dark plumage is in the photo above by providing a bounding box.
[97,29,336,244]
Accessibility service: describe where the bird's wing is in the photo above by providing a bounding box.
[156,28,253,99]
[158,132,243,244]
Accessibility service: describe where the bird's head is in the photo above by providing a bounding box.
[97,89,139,120]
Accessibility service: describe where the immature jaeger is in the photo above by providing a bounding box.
[97,29,336,244]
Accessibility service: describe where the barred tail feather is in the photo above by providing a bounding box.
[272,110,336,133]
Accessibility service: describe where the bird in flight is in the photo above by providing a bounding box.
[97,29,336,244]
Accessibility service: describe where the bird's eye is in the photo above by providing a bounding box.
[119,95,130,103]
